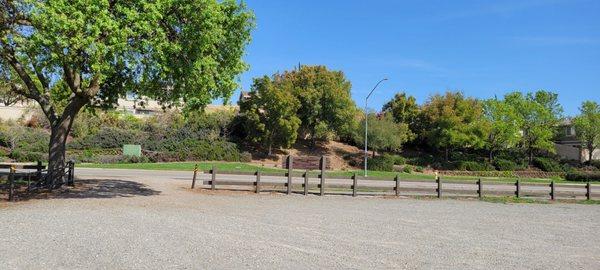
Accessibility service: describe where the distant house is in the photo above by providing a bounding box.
[554,118,600,162]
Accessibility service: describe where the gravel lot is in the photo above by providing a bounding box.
[1,171,599,269]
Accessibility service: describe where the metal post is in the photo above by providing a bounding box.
[8,166,15,202]
[395,175,400,196]
[352,173,357,197]
[364,78,388,177]
[287,156,293,195]
[586,182,591,201]
[515,180,521,198]
[256,171,261,194]
[320,156,326,196]
[477,178,482,198]
[303,170,309,196]
[211,166,216,190]
[191,164,198,189]
[436,176,442,198]
[550,181,555,200]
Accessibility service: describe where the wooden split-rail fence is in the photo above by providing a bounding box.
[190,156,596,201]
[1,161,75,202]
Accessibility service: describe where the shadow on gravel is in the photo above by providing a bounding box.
[7,179,161,202]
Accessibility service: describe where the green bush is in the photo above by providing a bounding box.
[10,150,47,162]
[384,154,406,165]
[69,127,146,149]
[565,172,600,182]
[588,160,600,170]
[367,155,395,172]
[414,166,424,173]
[533,157,563,172]
[493,159,522,171]
[402,165,412,173]
[457,161,494,171]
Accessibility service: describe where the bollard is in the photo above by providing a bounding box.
[586,182,591,201]
[191,164,198,189]
[303,170,309,196]
[550,181,555,201]
[395,175,400,196]
[515,179,521,198]
[255,170,261,194]
[352,173,357,197]
[8,166,15,202]
[477,178,482,198]
[211,166,216,190]
[436,177,442,198]
[36,160,42,181]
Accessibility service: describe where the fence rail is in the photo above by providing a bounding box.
[1,161,75,202]
[190,156,596,201]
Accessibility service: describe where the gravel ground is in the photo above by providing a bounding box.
[1,173,599,269]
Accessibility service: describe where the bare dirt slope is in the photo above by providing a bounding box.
[251,141,362,170]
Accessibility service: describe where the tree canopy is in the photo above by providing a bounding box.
[354,112,413,156]
[421,91,487,160]
[573,100,600,162]
[238,76,301,155]
[382,92,420,133]
[482,98,521,161]
[0,0,254,186]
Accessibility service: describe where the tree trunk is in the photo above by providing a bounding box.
[45,96,87,188]
[589,143,594,163]
[528,149,534,166]
[445,148,449,162]
[267,143,272,156]
[489,150,494,162]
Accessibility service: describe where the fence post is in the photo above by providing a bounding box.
[477,178,482,198]
[352,173,357,197]
[320,156,326,196]
[211,166,216,190]
[8,166,15,202]
[515,179,521,198]
[287,156,293,195]
[67,160,75,186]
[191,164,198,189]
[36,160,42,181]
[395,175,400,196]
[550,181,555,201]
[436,176,442,198]
[256,170,261,194]
[304,170,309,196]
[586,182,591,201]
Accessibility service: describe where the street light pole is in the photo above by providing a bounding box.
[364,78,388,177]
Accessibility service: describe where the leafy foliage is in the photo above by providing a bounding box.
[382,92,420,134]
[573,101,600,162]
[354,112,413,154]
[238,76,301,155]
[483,98,521,160]
[421,91,487,160]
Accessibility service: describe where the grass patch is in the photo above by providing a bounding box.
[79,161,599,184]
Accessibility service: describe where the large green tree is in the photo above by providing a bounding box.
[354,112,413,156]
[282,65,357,143]
[0,0,253,187]
[504,91,562,164]
[421,91,487,161]
[482,98,521,161]
[239,76,301,155]
[573,101,600,163]
[382,92,420,132]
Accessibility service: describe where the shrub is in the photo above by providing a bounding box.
[10,150,47,162]
[565,172,600,182]
[533,157,563,172]
[384,154,406,165]
[457,161,494,171]
[414,166,424,173]
[69,127,146,149]
[588,160,600,170]
[367,155,395,172]
[240,152,252,163]
[402,165,413,173]
[493,159,521,171]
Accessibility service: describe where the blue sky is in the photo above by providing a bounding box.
[228,0,600,116]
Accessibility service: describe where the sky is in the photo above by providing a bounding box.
[226,0,600,116]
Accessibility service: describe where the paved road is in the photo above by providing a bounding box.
[75,168,595,199]
[1,169,599,269]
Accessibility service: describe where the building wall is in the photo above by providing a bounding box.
[581,148,600,162]
[554,143,582,161]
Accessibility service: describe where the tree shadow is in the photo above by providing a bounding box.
[6,178,161,201]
